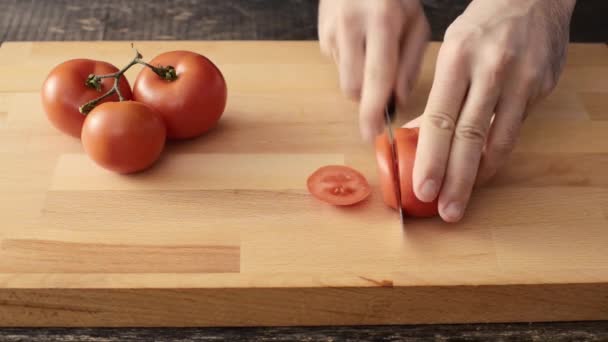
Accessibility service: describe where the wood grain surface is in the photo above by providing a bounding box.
[0,41,607,327]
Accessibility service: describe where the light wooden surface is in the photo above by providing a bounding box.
[0,41,607,327]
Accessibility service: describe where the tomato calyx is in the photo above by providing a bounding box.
[85,74,104,92]
[78,45,178,115]
[140,62,178,81]
[79,48,141,114]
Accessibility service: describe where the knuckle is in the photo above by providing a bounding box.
[519,64,543,90]
[366,63,391,84]
[485,45,515,74]
[338,8,360,29]
[455,123,487,144]
[319,40,333,57]
[444,22,473,49]
[318,18,335,41]
[425,111,457,132]
[489,130,519,157]
[340,79,362,101]
[443,20,463,42]
[479,67,504,91]
[491,139,515,157]
[371,1,401,27]
[441,36,469,66]
[318,32,336,57]
[539,74,557,98]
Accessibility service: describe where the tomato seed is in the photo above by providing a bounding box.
[328,185,355,196]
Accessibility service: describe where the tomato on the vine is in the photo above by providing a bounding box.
[133,50,227,140]
[41,59,133,138]
[81,101,166,174]
[375,127,439,218]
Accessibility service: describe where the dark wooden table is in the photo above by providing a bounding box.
[2,0,607,42]
[1,0,607,341]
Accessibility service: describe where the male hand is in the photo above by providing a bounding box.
[409,0,576,222]
[318,0,430,141]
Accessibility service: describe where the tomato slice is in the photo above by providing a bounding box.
[307,165,371,206]
[375,127,439,217]
[375,129,399,209]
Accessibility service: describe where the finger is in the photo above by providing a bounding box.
[359,14,402,142]
[317,0,335,58]
[319,28,336,60]
[395,9,430,108]
[476,83,530,185]
[437,76,501,222]
[413,45,470,203]
[337,23,365,100]
[331,46,340,65]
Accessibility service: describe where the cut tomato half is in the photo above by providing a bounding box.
[307,165,371,206]
[375,127,439,217]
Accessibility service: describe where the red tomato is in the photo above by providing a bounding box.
[375,127,439,217]
[307,165,371,206]
[41,59,133,138]
[132,51,227,140]
[81,101,166,174]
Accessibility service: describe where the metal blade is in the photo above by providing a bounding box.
[384,99,405,227]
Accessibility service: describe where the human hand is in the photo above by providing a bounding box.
[408,0,576,222]
[318,0,430,141]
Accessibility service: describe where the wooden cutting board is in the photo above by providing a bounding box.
[0,41,607,327]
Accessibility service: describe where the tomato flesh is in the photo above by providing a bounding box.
[375,127,439,217]
[307,165,371,206]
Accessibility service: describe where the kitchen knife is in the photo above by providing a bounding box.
[384,95,405,226]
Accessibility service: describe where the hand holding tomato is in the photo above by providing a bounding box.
[400,1,574,222]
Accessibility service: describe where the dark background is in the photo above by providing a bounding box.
[1,0,607,43]
[1,0,607,341]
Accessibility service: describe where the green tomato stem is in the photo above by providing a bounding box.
[79,88,117,114]
[79,45,177,115]
[136,60,178,81]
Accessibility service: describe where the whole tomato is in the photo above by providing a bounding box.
[376,127,439,218]
[81,101,166,174]
[132,50,227,140]
[41,59,133,138]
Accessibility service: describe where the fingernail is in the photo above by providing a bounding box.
[419,179,438,202]
[444,202,463,221]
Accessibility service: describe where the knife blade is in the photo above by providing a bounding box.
[384,95,405,227]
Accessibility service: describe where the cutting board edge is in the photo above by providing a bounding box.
[1,283,606,326]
